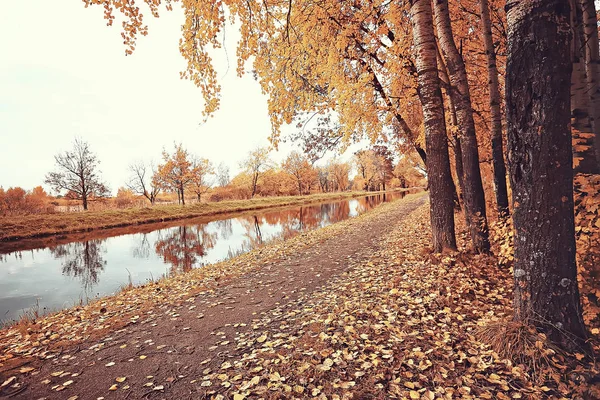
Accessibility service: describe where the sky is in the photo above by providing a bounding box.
[0,1,361,195]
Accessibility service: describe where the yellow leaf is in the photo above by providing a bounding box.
[221,361,232,369]
[116,377,126,383]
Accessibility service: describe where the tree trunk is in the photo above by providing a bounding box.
[82,194,88,211]
[409,0,457,253]
[505,0,587,350]
[251,173,259,198]
[571,0,599,173]
[180,186,186,205]
[452,135,464,211]
[437,48,464,210]
[479,0,510,216]
[433,0,490,254]
[580,0,600,171]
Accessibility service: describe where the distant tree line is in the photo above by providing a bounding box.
[2,139,425,215]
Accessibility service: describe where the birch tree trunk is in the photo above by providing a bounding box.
[479,0,510,216]
[581,0,600,171]
[506,0,588,350]
[409,0,457,252]
[433,0,490,254]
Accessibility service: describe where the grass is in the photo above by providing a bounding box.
[0,189,415,242]
[477,319,559,383]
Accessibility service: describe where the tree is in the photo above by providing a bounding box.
[217,162,230,187]
[328,160,350,192]
[189,157,215,201]
[506,0,587,349]
[240,147,272,198]
[570,0,599,174]
[114,187,137,208]
[81,0,432,167]
[316,166,331,193]
[354,150,378,192]
[581,0,600,170]
[258,168,297,196]
[155,143,194,205]
[409,0,457,252]
[433,0,490,254]
[127,161,160,204]
[479,0,510,217]
[45,138,109,210]
[2,187,27,214]
[372,145,395,191]
[394,153,427,188]
[282,151,317,195]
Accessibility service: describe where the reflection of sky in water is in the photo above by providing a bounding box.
[0,193,405,322]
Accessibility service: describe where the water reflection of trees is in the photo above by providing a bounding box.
[50,239,106,293]
[215,219,233,241]
[132,233,151,259]
[234,193,407,249]
[154,225,217,274]
[236,200,356,248]
[0,251,24,263]
[237,216,265,249]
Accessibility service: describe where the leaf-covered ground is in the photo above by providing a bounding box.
[1,193,598,399]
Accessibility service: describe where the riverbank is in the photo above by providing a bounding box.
[1,192,597,399]
[0,189,415,242]
[0,193,426,372]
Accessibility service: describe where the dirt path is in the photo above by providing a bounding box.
[1,193,427,400]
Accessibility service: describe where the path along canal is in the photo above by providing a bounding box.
[0,190,415,322]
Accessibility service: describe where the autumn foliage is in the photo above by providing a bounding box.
[0,186,52,216]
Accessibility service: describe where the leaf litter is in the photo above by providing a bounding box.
[0,193,598,399]
[189,204,599,399]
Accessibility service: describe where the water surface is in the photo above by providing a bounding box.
[0,191,412,322]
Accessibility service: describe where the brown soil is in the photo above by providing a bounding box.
[0,193,427,399]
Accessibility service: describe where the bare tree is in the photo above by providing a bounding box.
[127,161,160,204]
[45,138,109,210]
[217,162,230,187]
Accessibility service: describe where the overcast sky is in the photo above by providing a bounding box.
[0,1,361,194]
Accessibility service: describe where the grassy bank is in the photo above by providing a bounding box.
[0,189,415,242]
